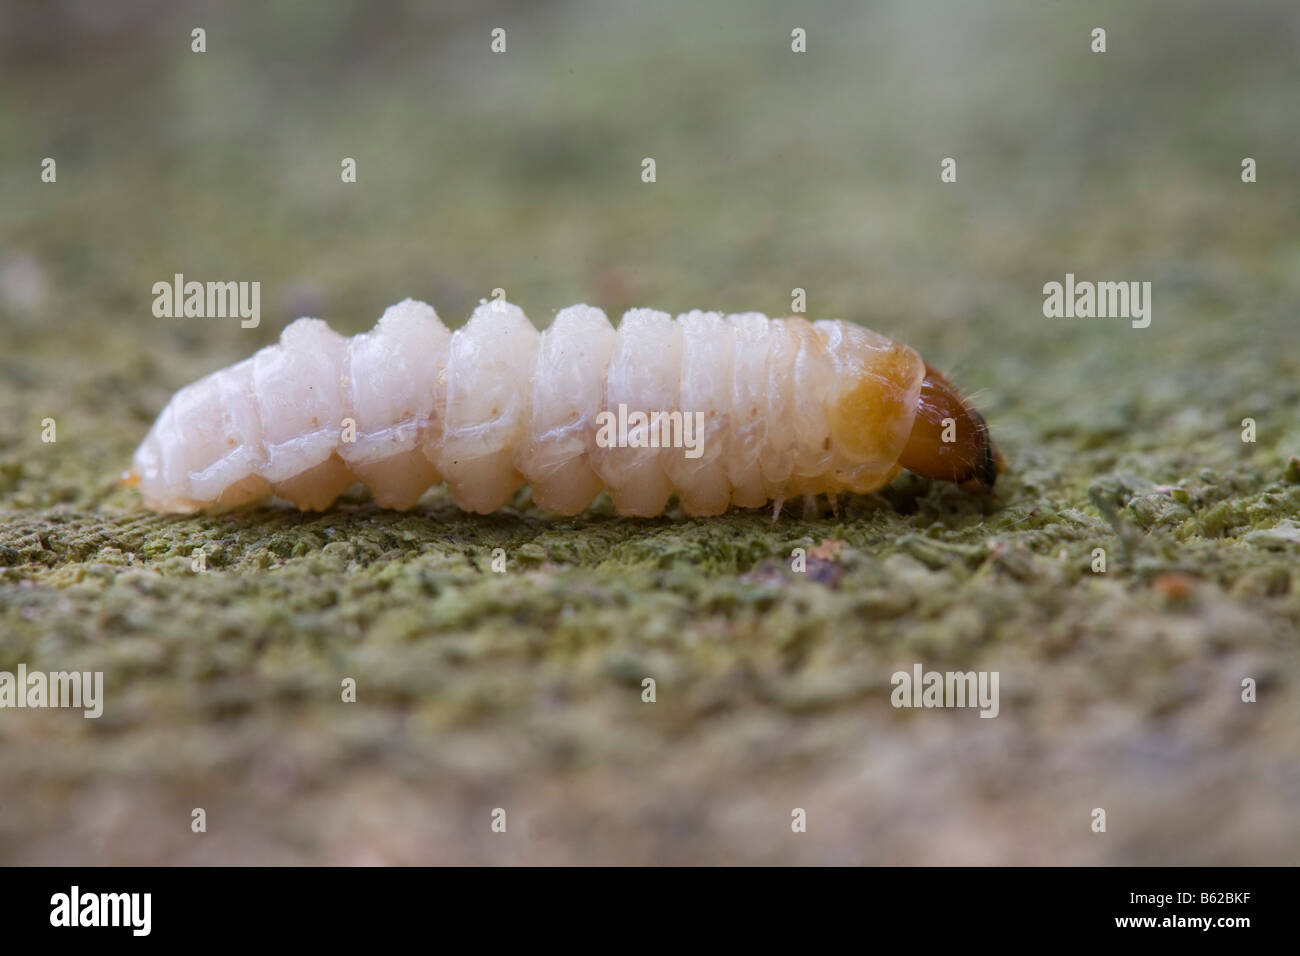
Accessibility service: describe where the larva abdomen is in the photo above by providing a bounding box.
[129,299,1000,516]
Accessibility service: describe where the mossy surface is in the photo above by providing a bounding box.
[1,1,1297,863]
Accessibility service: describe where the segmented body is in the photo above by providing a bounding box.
[131,300,927,516]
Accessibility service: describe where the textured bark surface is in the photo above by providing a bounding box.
[1,0,1297,863]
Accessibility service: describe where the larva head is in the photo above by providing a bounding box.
[898,364,1003,491]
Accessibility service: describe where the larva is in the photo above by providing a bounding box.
[127,299,1002,516]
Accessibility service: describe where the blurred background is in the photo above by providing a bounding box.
[1,0,1298,864]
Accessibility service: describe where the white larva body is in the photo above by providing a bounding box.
[131,299,927,516]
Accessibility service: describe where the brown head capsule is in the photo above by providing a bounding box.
[898,364,1003,491]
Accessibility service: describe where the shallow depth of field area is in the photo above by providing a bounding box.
[1,0,1297,863]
